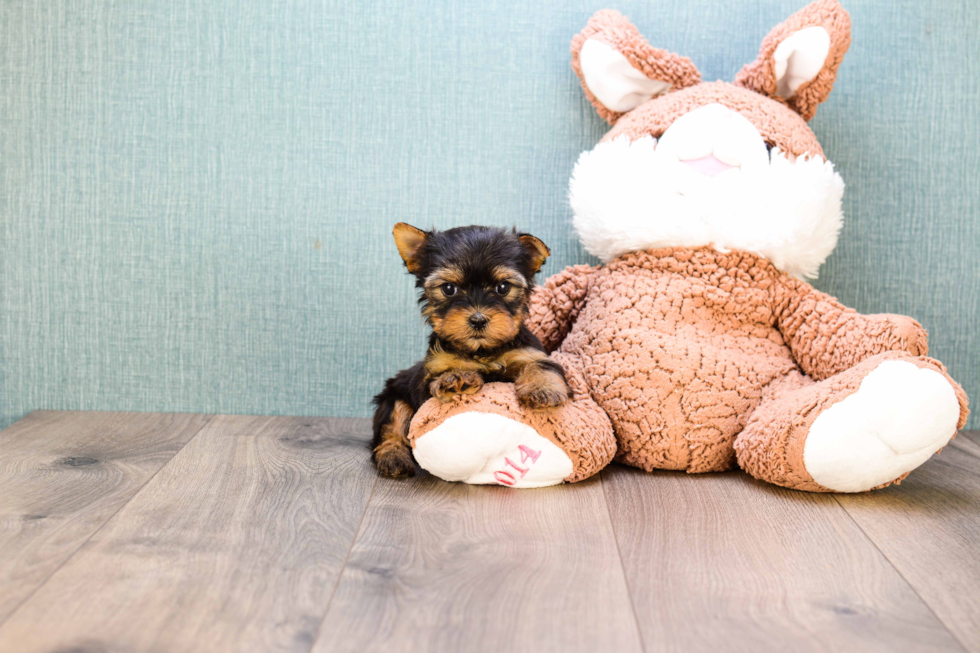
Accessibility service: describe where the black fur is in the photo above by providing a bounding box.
[371,225,563,477]
[409,225,543,295]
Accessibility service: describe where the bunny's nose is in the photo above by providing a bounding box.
[682,154,737,177]
[469,313,489,329]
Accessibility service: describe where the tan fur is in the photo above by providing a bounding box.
[424,342,487,377]
[480,307,522,349]
[424,266,465,289]
[491,266,527,293]
[425,344,569,408]
[495,346,549,373]
[423,264,530,352]
[374,400,415,477]
[430,370,484,402]
[393,223,427,273]
[515,363,570,409]
[518,235,550,273]
[425,344,543,378]
[436,308,481,347]
[431,306,521,353]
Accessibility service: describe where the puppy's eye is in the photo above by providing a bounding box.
[494,281,511,295]
[441,283,458,297]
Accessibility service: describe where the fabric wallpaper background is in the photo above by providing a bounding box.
[1,0,977,429]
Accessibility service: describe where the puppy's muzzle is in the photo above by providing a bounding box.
[468,313,489,330]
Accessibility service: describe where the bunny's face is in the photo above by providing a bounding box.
[568,1,852,279]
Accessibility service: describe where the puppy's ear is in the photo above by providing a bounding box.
[392,223,428,274]
[518,234,550,274]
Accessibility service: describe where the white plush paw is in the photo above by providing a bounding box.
[413,412,573,488]
[803,360,961,492]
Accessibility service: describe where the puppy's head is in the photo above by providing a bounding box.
[392,223,550,352]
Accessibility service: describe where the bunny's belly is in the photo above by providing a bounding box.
[581,326,798,473]
[557,246,801,472]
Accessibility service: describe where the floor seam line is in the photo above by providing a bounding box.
[601,470,648,653]
[832,494,970,653]
[0,413,218,632]
[308,469,380,652]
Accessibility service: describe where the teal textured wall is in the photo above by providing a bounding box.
[1,0,978,429]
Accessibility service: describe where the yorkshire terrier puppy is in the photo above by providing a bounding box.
[371,223,572,477]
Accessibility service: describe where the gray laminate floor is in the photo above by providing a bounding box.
[0,411,977,653]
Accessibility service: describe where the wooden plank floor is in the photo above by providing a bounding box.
[0,412,977,653]
[0,411,213,623]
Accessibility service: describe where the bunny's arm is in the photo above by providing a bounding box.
[528,265,599,353]
[773,275,928,381]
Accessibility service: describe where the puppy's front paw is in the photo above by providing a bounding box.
[516,373,571,409]
[374,445,417,478]
[430,370,484,402]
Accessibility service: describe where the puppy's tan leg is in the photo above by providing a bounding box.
[515,365,571,409]
[500,348,572,409]
[374,400,416,477]
[430,370,484,402]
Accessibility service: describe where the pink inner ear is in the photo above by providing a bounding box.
[733,0,851,122]
[571,9,702,125]
[682,155,737,177]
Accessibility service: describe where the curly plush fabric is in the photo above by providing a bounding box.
[410,247,970,489]
[408,0,969,493]
[409,351,618,483]
[534,247,968,474]
[735,352,968,492]
[527,264,598,352]
[570,9,701,124]
[602,83,824,159]
[734,0,852,121]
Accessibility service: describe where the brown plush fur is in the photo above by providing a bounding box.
[570,9,702,125]
[405,0,968,492]
[734,0,852,121]
[410,247,969,488]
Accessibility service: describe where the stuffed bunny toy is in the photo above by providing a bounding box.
[405,0,969,492]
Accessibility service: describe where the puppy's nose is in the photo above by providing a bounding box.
[469,313,489,329]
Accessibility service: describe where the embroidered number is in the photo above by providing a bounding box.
[493,446,542,486]
[504,457,529,477]
[519,445,541,464]
[493,470,516,486]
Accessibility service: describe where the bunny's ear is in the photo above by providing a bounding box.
[571,10,701,124]
[735,0,851,121]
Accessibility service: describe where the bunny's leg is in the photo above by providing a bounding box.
[408,352,617,487]
[735,352,968,492]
